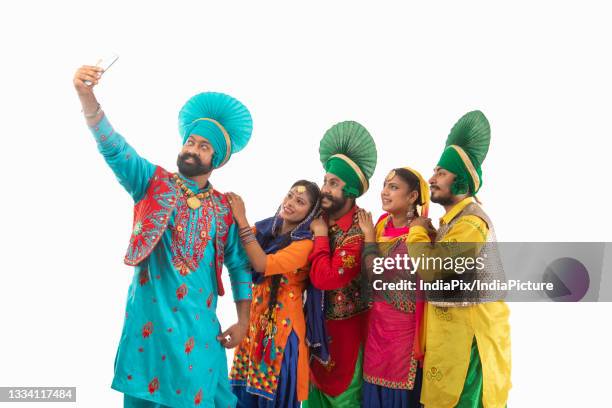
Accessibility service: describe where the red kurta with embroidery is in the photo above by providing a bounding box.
[308,206,368,397]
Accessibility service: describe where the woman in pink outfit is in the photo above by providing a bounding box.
[357,166,430,408]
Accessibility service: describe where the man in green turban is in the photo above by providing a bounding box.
[304,121,377,407]
[434,110,489,200]
[409,111,512,408]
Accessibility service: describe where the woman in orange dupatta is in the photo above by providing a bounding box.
[227,180,321,407]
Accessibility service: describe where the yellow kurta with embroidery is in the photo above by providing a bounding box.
[408,198,511,408]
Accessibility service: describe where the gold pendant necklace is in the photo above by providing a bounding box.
[186,196,202,210]
[173,174,209,210]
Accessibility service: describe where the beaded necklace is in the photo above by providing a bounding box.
[173,174,210,209]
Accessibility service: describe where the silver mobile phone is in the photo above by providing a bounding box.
[84,54,119,86]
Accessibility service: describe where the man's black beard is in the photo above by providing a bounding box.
[430,190,454,206]
[177,153,212,177]
[321,193,347,215]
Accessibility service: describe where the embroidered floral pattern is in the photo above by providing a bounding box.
[363,352,419,390]
[98,152,247,407]
[148,377,159,394]
[169,195,213,276]
[342,254,356,268]
[138,267,150,286]
[435,306,453,321]
[194,389,202,405]
[388,294,417,313]
[185,337,195,354]
[326,215,368,320]
[142,321,153,338]
[211,193,232,294]
[125,170,177,266]
[426,366,443,381]
[230,271,305,401]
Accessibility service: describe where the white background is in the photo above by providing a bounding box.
[0,1,611,406]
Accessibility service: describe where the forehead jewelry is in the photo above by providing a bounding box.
[385,170,396,182]
[296,185,306,193]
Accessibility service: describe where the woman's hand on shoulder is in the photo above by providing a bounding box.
[357,209,376,242]
[226,192,249,227]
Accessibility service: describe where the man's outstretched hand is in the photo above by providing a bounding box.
[74,65,104,125]
[74,65,103,96]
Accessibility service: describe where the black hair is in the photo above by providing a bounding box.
[392,168,422,206]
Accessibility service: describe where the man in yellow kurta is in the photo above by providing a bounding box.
[408,111,511,408]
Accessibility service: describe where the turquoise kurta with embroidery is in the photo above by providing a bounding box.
[90,116,252,408]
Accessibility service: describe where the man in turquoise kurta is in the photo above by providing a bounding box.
[74,64,254,408]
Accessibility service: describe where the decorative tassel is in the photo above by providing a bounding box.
[254,329,265,362]
[264,337,272,365]
[269,338,276,362]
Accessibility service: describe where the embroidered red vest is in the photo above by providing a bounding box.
[123,166,234,296]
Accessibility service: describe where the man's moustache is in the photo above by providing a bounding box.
[180,154,202,164]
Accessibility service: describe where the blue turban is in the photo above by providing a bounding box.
[179,92,253,168]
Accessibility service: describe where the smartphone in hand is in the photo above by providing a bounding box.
[84,54,119,86]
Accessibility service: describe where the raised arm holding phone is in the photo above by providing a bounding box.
[73,61,255,408]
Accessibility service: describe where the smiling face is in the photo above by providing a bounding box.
[381,173,418,214]
[176,134,215,177]
[278,186,314,224]
[320,173,350,214]
[429,166,456,205]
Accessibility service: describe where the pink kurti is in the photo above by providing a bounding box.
[363,214,424,391]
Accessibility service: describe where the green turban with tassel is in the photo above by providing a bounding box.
[319,121,377,198]
[437,110,491,196]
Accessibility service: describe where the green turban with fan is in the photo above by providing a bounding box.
[437,110,491,196]
[178,92,253,168]
[319,121,377,198]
